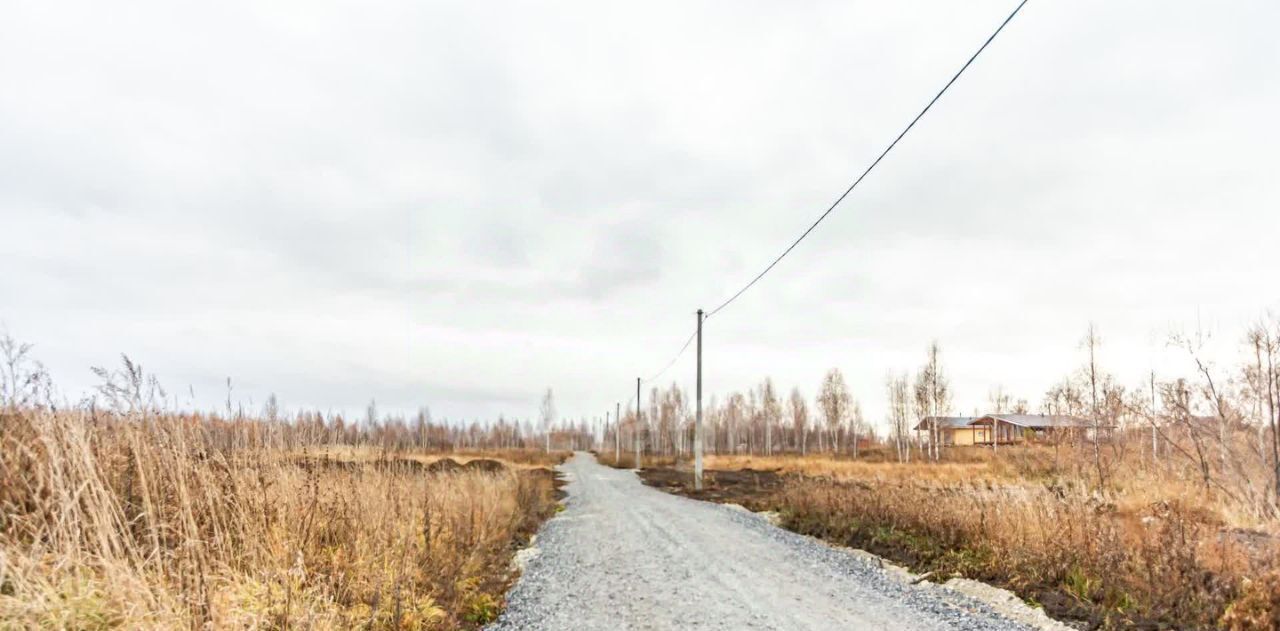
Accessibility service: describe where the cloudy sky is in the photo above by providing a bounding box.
[2,0,1277,428]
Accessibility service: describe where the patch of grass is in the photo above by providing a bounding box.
[0,408,561,629]
[461,593,500,625]
[643,451,1280,630]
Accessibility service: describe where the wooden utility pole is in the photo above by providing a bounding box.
[614,403,620,463]
[695,308,704,490]
[635,377,642,469]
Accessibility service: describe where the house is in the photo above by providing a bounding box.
[913,416,987,446]
[914,414,1097,446]
[970,414,1098,444]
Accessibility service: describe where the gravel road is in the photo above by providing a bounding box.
[490,452,1033,631]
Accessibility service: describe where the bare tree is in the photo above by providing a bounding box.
[887,373,912,462]
[415,406,432,449]
[789,387,809,455]
[1082,324,1106,487]
[1246,319,1279,501]
[913,342,951,462]
[849,399,865,459]
[264,393,280,422]
[987,386,1012,414]
[817,368,851,455]
[760,379,780,456]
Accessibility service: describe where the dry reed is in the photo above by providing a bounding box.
[0,408,559,629]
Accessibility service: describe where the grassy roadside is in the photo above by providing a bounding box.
[612,451,1280,630]
[0,409,568,629]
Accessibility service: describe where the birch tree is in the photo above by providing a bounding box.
[817,368,851,455]
[887,373,912,462]
[913,342,951,462]
[789,387,809,455]
[760,378,780,456]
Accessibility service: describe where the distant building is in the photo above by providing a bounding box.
[912,416,985,446]
[914,414,1099,446]
[971,414,1100,443]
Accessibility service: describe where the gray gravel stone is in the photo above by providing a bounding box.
[489,452,1032,631]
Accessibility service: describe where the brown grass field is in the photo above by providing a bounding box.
[602,447,1280,629]
[0,408,566,629]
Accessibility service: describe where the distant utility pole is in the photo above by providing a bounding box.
[635,377,642,470]
[695,308,704,490]
[614,403,620,463]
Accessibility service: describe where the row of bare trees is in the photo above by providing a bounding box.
[6,309,1279,516]
[601,316,1280,509]
[605,367,871,460]
[0,333,596,454]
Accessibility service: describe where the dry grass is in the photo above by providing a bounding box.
[298,445,569,470]
[661,446,1280,629]
[0,409,561,629]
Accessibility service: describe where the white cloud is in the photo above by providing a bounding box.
[2,0,1278,427]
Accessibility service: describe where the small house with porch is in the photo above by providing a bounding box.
[913,416,987,446]
[915,414,1097,446]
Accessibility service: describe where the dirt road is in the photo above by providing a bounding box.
[490,452,1033,630]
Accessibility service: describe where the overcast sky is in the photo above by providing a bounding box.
[2,0,1278,429]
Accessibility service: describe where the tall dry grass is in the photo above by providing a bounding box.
[688,447,1280,628]
[0,408,559,629]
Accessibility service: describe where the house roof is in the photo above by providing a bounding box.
[973,414,1093,428]
[912,416,977,431]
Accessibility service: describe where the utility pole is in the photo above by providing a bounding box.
[695,308,704,490]
[614,403,620,463]
[635,377,642,470]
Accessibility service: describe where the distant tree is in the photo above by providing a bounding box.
[987,386,1012,414]
[886,373,912,462]
[789,387,809,455]
[1245,319,1279,500]
[1082,324,1106,487]
[849,399,865,459]
[913,342,951,462]
[760,379,780,456]
[264,393,280,423]
[817,368,851,455]
[415,406,432,449]
[725,393,746,454]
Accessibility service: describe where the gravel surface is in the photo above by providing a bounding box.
[489,452,1033,631]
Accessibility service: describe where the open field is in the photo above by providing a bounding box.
[0,407,566,629]
[606,447,1280,629]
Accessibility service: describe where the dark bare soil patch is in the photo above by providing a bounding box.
[523,466,569,503]
[293,457,363,472]
[638,466,786,509]
[427,458,464,473]
[463,458,507,473]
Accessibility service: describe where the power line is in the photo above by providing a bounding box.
[706,0,1030,318]
[621,321,696,416]
[623,0,1031,415]
[644,326,698,384]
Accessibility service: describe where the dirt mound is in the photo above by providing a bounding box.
[426,458,463,473]
[294,458,361,472]
[463,458,507,473]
